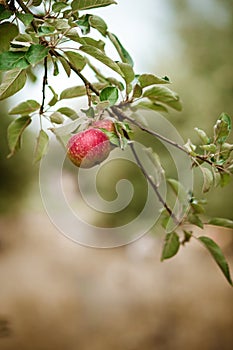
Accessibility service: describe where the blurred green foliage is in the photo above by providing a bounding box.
[169,0,232,132]
[159,0,233,219]
[0,100,35,214]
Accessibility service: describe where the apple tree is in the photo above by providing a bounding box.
[0,0,233,285]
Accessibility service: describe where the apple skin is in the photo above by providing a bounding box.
[67,128,111,168]
[92,119,115,133]
[91,119,117,148]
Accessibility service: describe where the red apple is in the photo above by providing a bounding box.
[92,119,116,133]
[67,128,111,168]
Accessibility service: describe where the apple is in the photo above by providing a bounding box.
[92,119,116,133]
[91,119,118,148]
[67,128,111,168]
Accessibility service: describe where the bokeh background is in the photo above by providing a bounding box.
[0,1,233,349]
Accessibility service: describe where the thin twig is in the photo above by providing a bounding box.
[40,57,48,115]
[112,106,226,172]
[129,142,180,224]
[51,50,100,97]
[15,0,38,31]
[110,105,180,223]
[85,83,92,107]
[111,106,187,153]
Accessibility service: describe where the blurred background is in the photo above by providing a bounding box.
[0,0,233,349]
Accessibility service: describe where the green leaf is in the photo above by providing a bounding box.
[106,77,124,91]
[117,62,135,84]
[60,85,86,99]
[31,0,42,6]
[16,13,34,26]
[71,0,117,11]
[81,106,95,118]
[76,14,91,35]
[65,28,82,42]
[89,15,108,36]
[0,5,12,21]
[64,51,86,71]
[58,56,71,77]
[143,85,182,111]
[80,45,123,76]
[161,232,180,261]
[134,101,168,112]
[132,84,142,98]
[9,100,40,115]
[220,172,231,187]
[214,113,232,144]
[182,230,192,245]
[101,130,119,146]
[25,44,49,65]
[53,19,70,32]
[221,143,233,152]
[0,22,19,53]
[60,82,107,99]
[95,100,110,111]
[198,236,232,286]
[208,218,233,229]
[107,32,134,66]
[14,33,33,44]
[183,138,196,154]
[57,107,78,120]
[138,73,170,87]
[50,112,64,124]
[144,147,165,186]
[66,30,105,51]
[0,51,29,71]
[212,171,221,187]
[220,143,233,161]
[190,199,205,214]
[167,178,188,204]
[48,85,58,106]
[52,2,68,12]
[160,210,170,230]
[200,144,216,153]
[188,213,204,229]
[201,167,213,193]
[0,69,27,100]
[7,116,31,157]
[194,127,209,144]
[80,37,105,51]
[33,130,49,163]
[100,86,118,106]
[51,117,88,137]
[38,25,56,36]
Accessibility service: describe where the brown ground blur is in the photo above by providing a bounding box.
[0,213,232,350]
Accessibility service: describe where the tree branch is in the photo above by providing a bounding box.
[109,107,180,223]
[129,142,180,225]
[111,106,187,153]
[15,0,38,31]
[111,106,226,172]
[39,57,48,115]
[51,50,100,97]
